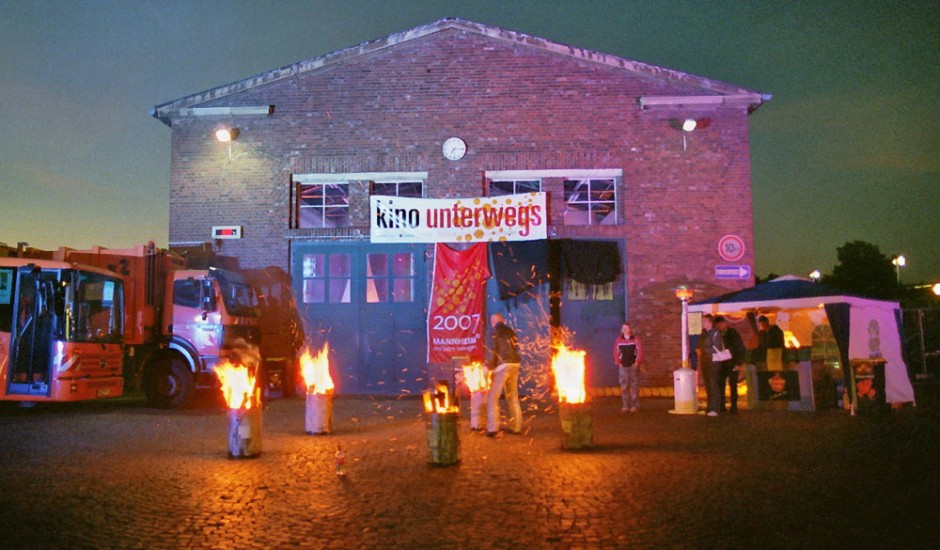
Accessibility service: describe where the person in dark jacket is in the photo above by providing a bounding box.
[755,315,785,371]
[486,313,522,437]
[717,316,747,414]
[697,314,717,415]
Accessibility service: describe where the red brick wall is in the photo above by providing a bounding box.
[165,28,757,386]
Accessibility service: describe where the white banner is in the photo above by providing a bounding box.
[848,304,915,404]
[370,192,547,243]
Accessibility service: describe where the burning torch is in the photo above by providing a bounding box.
[300,343,335,435]
[461,361,489,431]
[552,343,592,450]
[424,381,460,466]
[216,359,263,459]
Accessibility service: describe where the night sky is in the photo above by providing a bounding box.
[2,1,938,283]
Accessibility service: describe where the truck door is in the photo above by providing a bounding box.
[7,268,54,397]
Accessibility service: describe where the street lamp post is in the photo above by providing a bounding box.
[892,255,906,287]
[671,286,696,415]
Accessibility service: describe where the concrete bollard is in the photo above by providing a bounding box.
[672,367,697,414]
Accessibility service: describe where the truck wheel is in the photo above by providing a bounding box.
[144,354,195,408]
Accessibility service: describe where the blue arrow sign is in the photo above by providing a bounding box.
[715,265,751,280]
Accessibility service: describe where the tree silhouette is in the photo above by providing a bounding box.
[823,240,897,299]
[754,272,781,284]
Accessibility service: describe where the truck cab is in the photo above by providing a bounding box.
[145,267,261,407]
[0,258,125,403]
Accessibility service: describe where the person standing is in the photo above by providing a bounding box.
[696,315,716,414]
[703,315,725,416]
[613,323,643,413]
[717,316,747,414]
[486,313,522,437]
[756,315,785,371]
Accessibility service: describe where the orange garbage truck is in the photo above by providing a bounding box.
[1,256,125,403]
[53,243,266,408]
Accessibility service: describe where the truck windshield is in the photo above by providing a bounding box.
[69,270,124,343]
[211,269,259,318]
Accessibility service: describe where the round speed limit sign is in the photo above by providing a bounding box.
[718,235,746,262]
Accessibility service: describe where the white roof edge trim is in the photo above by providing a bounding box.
[178,106,274,117]
[293,172,429,183]
[637,94,765,109]
[169,240,212,246]
[486,169,622,180]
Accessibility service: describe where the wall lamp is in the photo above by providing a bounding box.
[669,117,712,150]
[215,128,240,142]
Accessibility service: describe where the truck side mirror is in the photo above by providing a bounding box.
[201,279,217,314]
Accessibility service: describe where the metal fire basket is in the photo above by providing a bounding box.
[227,404,262,458]
[426,411,460,466]
[305,391,334,434]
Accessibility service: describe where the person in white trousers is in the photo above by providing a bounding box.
[486,313,522,437]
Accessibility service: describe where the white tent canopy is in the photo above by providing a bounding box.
[689,276,916,405]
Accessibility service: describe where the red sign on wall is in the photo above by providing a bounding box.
[718,234,746,262]
[427,243,490,363]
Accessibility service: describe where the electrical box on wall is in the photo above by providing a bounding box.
[212,225,243,239]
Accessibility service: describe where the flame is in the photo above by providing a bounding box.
[215,360,257,410]
[783,331,801,348]
[461,361,490,393]
[300,344,335,395]
[552,343,587,404]
[424,381,458,413]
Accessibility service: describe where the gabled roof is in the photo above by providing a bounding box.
[688,275,900,313]
[152,17,770,125]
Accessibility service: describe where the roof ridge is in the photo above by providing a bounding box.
[152,17,767,123]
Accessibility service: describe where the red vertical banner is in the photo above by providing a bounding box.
[427,243,490,363]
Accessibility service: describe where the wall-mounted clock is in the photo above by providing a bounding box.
[442,137,467,161]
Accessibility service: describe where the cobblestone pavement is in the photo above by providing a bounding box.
[1,391,938,549]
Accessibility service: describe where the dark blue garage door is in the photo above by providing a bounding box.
[291,242,428,395]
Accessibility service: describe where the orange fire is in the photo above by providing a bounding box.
[424,381,458,413]
[783,330,801,349]
[552,343,587,404]
[300,344,335,395]
[215,360,258,410]
[461,361,490,393]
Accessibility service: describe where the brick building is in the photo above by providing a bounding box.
[151,18,768,394]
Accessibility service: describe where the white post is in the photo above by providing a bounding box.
[681,298,689,369]
[671,286,697,415]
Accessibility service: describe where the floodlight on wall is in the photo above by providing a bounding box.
[668,117,712,150]
[215,128,240,142]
